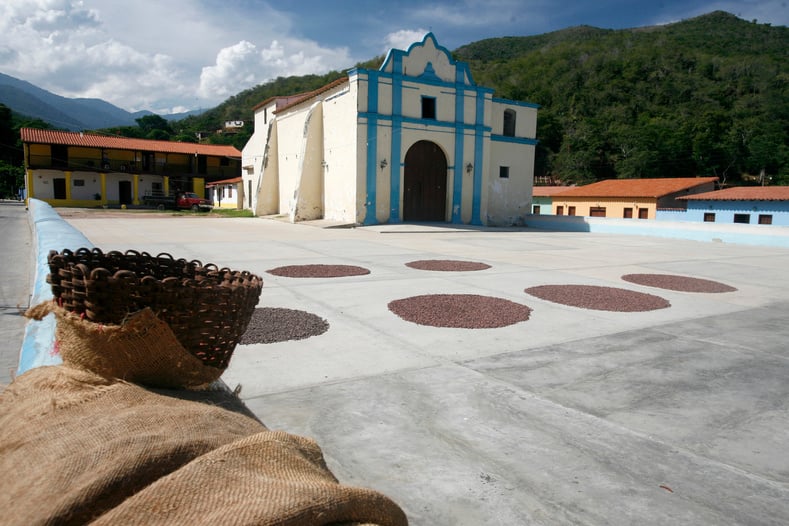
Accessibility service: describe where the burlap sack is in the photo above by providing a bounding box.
[0,365,408,526]
[92,431,408,525]
[26,302,223,389]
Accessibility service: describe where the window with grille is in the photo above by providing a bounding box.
[733,214,750,224]
[590,207,606,217]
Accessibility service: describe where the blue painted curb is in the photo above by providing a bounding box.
[18,199,93,374]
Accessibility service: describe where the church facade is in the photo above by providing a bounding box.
[241,33,539,226]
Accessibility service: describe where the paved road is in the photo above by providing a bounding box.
[21,208,789,524]
[0,201,32,387]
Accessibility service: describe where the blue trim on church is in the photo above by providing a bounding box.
[492,97,541,109]
[363,71,379,225]
[491,135,539,145]
[357,32,536,225]
[452,67,466,224]
[471,91,486,225]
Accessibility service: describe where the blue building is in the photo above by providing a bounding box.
[675,186,789,226]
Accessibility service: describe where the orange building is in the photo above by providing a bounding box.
[550,177,718,219]
[531,186,574,215]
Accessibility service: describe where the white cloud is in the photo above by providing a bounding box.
[198,37,353,102]
[198,40,259,99]
[256,38,352,77]
[383,29,429,53]
[0,0,356,113]
[0,0,187,110]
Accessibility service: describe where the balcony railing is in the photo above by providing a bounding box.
[27,155,235,178]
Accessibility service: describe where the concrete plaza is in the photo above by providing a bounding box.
[11,205,789,524]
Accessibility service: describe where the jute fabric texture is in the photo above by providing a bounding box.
[26,302,223,389]
[0,365,408,526]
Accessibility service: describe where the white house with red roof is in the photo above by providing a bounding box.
[241,33,539,226]
[206,177,244,209]
[674,186,789,226]
[20,128,241,207]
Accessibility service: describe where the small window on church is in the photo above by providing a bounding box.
[503,109,516,137]
[421,97,436,120]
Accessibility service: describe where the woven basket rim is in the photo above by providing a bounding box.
[46,247,263,369]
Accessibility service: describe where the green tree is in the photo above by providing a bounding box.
[1,104,56,198]
[0,104,16,163]
[0,160,24,199]
[135,114,173,139]
[456,10,788,185]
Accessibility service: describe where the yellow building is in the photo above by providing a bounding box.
[21,128,241,208]
[551,177,719,219]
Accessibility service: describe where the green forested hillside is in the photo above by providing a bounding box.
[455,11,788,184]
[165,11,787,185]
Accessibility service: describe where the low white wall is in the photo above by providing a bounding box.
[525,213,789,248]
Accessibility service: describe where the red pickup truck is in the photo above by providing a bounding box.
[143,192,213,211]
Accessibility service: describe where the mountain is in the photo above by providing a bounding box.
[452,11,789,184]
[0,72,147,130]
[0,72,201,131]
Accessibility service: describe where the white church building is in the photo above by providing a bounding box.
[241,33,539,226]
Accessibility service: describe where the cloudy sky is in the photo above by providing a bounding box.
[1,0,786,114]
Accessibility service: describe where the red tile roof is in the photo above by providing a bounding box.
[532,186,575,197]
[251,92,314,112]
[679,186,789,201]
[20,128,241,157]
[206,177,243,186]
[553,177,718,199]
[273,77,350,114]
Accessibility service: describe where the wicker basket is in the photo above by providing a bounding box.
[47,248,263,369]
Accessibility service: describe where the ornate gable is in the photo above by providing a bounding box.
[380,33,475,86]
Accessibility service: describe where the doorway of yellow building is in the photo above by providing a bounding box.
[119,181,132,205]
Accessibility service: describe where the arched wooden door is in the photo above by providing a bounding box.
[403,140,447,221]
